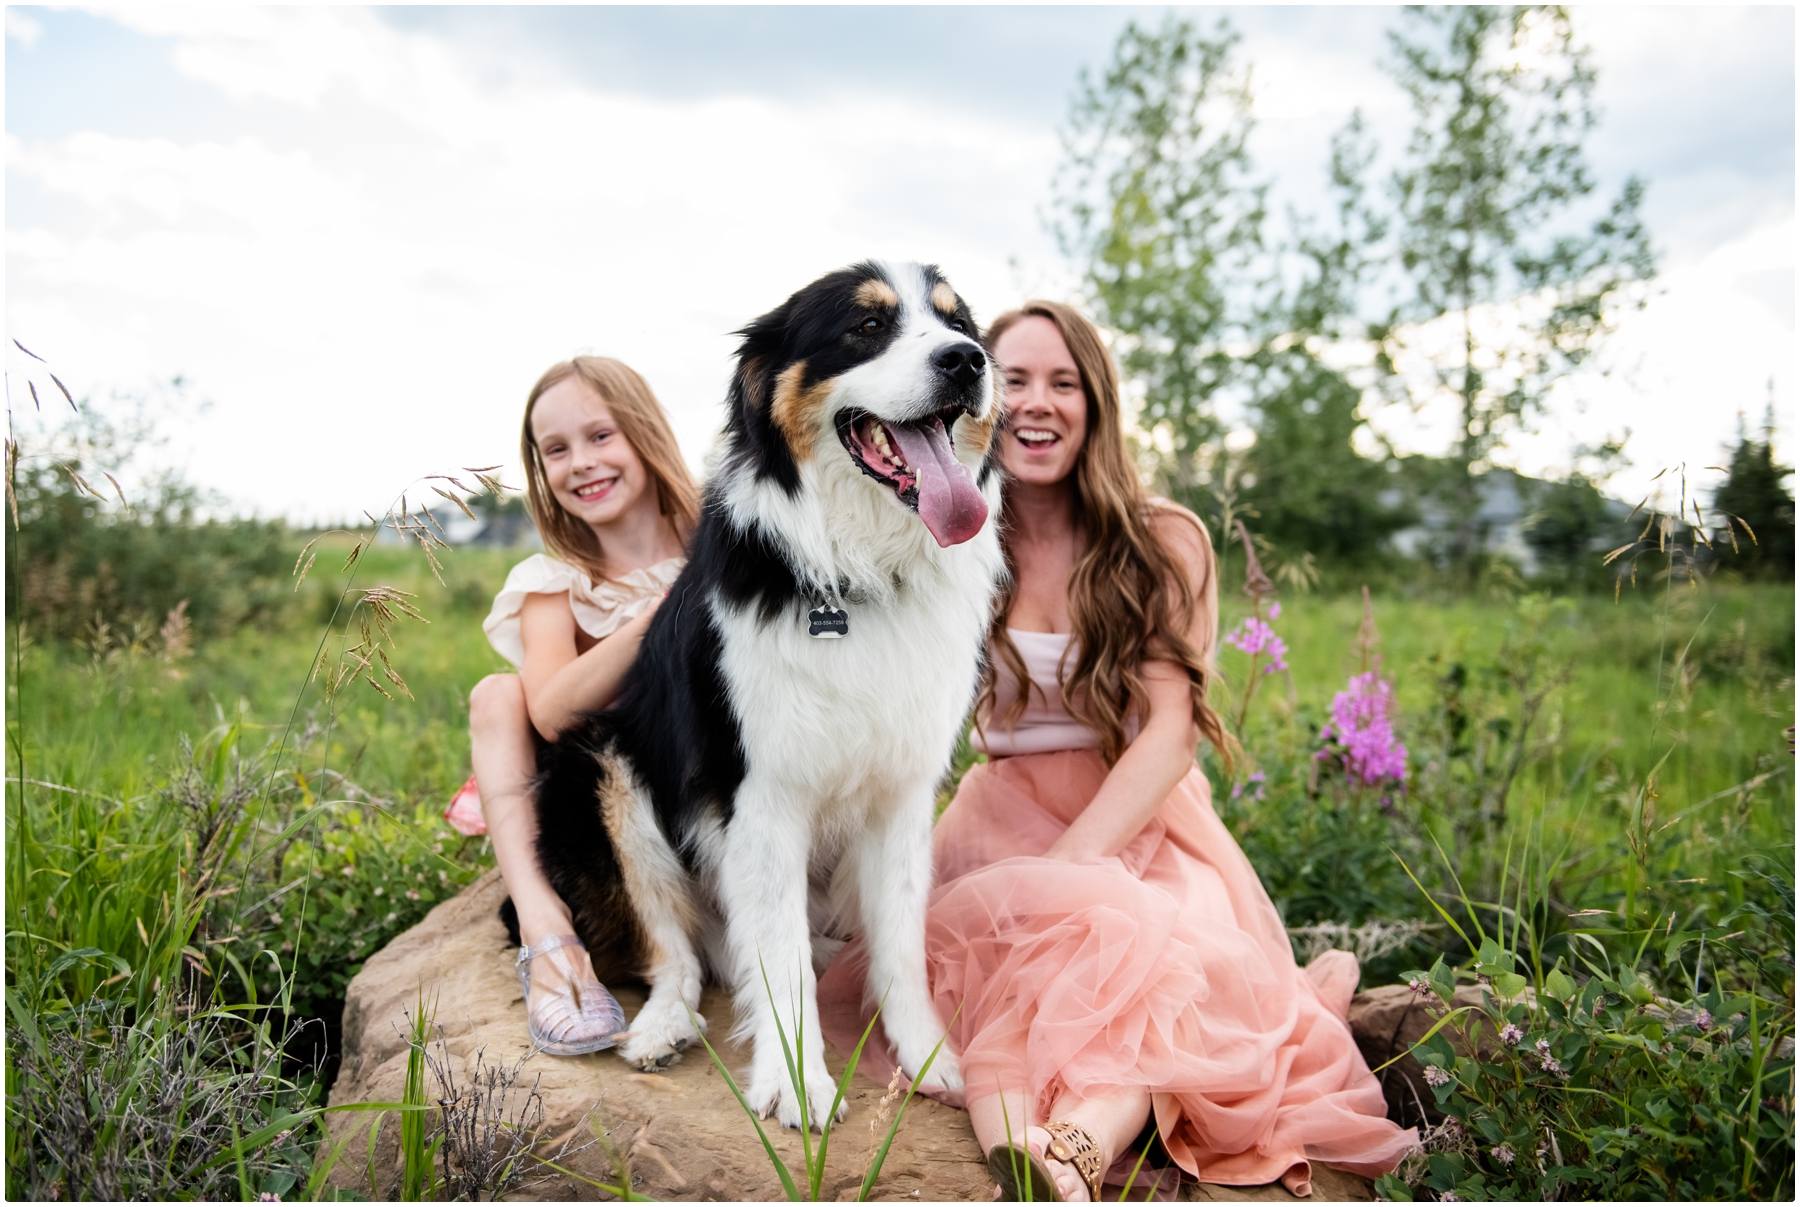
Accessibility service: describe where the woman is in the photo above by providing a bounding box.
[464,355,696,1055]
[822,302,1413,1199]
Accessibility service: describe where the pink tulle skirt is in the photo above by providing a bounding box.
[819,749,1416,1193]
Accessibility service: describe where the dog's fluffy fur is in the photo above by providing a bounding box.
[527,261,1004,1128]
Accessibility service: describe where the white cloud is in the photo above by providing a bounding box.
[9,8,1060,523]
[6,8,42,49]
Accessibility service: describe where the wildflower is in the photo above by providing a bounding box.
[1540,1056,1566,1078]
[1535,1037,1552,1058]
[405,889,421,901]
[1422,1064,1451,1087]
[373,886,384,897]
[385,911,397,923]
[1317,671,1408,784]
[1224,617,1288,673]
[281,941,293,952]
[269,912,282,925]
[259,1195,281,1202]
[1499,1023,1524,1046]
[1491,1144,1515,1166]
[1408,977,1433,1001]
[1695,1008,1714,1032]
[1268,601,1281,619]
[1440,1194,1460,1202]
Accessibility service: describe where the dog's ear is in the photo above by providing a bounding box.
[724,314,803,497]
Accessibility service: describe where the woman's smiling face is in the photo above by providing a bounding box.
[994,314,1088,488]
[531,374,652,531]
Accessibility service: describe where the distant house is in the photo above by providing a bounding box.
[1386,468,1629,574]
[376,502,541,549]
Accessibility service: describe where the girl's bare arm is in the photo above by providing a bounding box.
[517,591,662,741]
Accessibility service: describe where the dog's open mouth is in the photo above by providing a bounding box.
[837,409,988,548]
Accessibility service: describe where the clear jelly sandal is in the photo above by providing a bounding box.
[516,934,627,1056]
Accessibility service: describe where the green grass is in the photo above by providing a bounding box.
[6,535,1793,1199]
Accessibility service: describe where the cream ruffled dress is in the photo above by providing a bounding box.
[443,553,684,835]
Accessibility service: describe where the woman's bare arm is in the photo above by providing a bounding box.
[1044,510,1217,861]
[517,591,662,741]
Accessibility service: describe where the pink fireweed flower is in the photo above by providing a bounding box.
[1268,601,1281,619]
[1318,672,1408,785]
[1224,617,1288,673]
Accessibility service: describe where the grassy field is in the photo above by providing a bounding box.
[6,535,1794,1199]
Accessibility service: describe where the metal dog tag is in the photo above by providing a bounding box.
[808,605,848,639]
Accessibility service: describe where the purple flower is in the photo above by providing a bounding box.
[1224,618,1288,673]
[1422,1064,1451,1087]
[1499,1023,1524,1046]
[1540,1056,1567,1078]
[1317,672,1408,785]
[1268,601,1282,619]
[1695,1009,1714,1032]
[1491,1144,1515,1166]
[1535,1037,1552,1058]
[1408,977,1433,1000]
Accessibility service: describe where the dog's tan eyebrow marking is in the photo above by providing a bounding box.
[931,281,959,315]
[771,361,832,462]
[855,278,899,309]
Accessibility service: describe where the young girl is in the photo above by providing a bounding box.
[458,355,697,1055]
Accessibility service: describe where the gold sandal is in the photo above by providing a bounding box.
[1042,1120,1105,1202]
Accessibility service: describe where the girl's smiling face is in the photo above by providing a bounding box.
[994,315,1088,488]
[530,374,653,531]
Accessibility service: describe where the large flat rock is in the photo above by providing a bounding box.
[328,870,1377,1201]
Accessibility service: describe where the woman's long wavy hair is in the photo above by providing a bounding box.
[520,356,700,583]
[978,301,1234,767]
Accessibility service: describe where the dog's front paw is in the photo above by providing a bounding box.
[907,1046,962,1095]
[616,996,704,1071]
[747,1057,844,1132]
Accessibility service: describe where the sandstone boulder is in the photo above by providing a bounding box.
[328,870,1377,1201]
[1344,983,1493,1132]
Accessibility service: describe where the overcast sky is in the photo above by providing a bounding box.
[6,5,1793,523]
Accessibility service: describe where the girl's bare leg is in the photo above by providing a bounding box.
[469,674,600,995]
[971,1082,1153,1202]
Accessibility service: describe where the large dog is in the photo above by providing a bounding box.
[529,261,1004,1128]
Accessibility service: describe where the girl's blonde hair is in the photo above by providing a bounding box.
[520,356,700,583]
[979,301,1234,767]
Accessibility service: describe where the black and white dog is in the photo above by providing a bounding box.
[529,261,1004,1128]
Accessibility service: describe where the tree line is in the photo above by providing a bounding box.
[1051,5,1790,585]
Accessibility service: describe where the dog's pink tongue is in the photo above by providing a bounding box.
[888,417,989,547]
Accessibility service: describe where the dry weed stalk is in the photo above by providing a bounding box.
[1287,918,1435,964]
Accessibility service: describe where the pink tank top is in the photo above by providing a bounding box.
[971,630,1099,756]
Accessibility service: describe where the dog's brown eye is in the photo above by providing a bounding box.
[857,316,884,335]
[948,319,968,334]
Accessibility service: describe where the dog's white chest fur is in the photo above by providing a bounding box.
[712,548,997,817]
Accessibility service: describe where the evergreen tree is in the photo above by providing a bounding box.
[1713,409,1795,580]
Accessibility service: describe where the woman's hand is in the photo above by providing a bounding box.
[518,591,667,741]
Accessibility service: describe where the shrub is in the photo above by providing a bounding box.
[5,399,294,641]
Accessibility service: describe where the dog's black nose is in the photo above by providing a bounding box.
[932,342,985,388]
